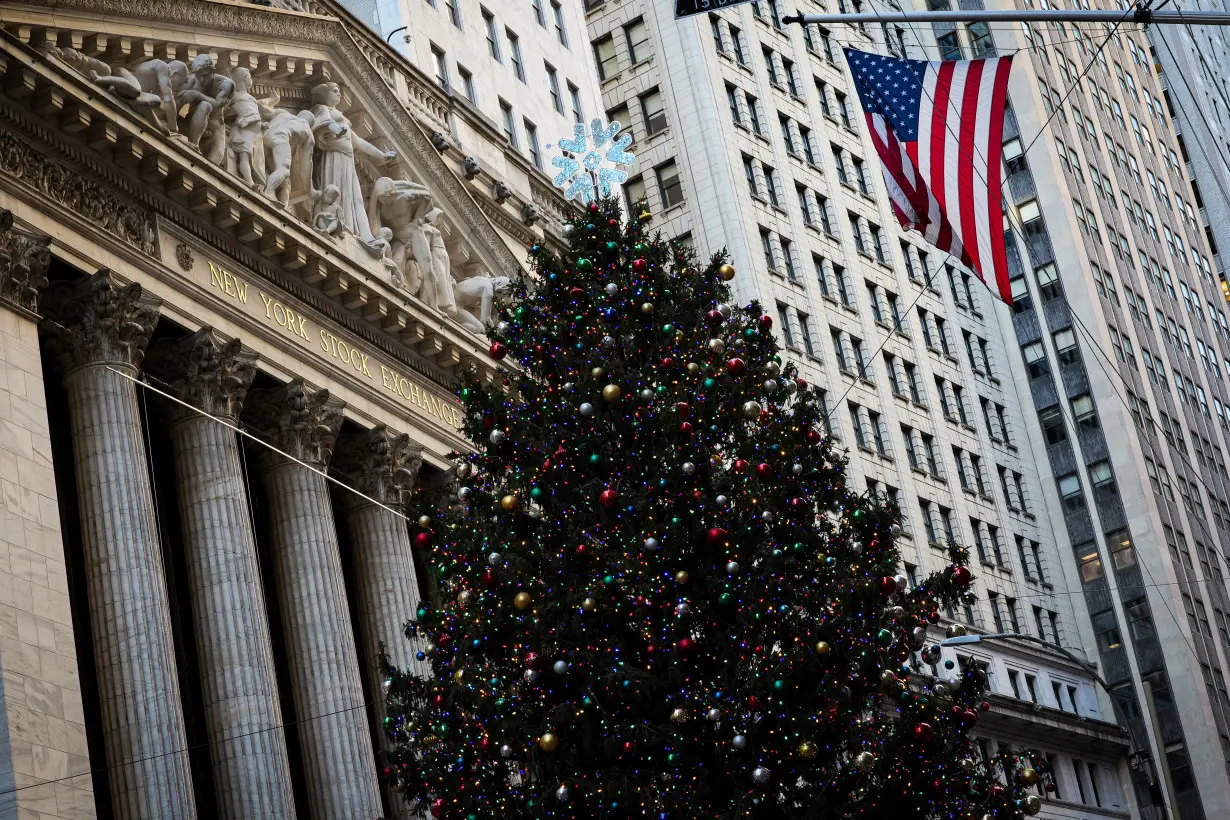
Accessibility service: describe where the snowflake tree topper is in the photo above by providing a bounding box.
[549,119,635,204]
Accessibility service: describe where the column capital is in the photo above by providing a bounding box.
[40,269,161,373]
[333,426,424,507]
[0,208,51,315]
[246,379,345,469]
[145,328,258,424]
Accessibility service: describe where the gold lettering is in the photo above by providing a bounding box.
[357,351,371,377]
[294,313,308,340]
[209,262,224,292]
[260,291,274,319]
[234,278,247,304]
[320,329,331,354]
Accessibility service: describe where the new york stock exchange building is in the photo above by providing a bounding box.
[0,0,575,816]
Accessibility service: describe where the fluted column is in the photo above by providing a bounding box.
[40,271,197,819]
[246,380,382,820]
[333,428,428,817]
[144,328,296,819]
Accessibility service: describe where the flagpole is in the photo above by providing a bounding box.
[783,8,1230,26]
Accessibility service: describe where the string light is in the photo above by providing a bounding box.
[380,199,1049,819]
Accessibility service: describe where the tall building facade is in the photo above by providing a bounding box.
[906,1,1230,818]
[332,0,604,192]
[583,1,1138,817]
[0,0,584,816]
[1147,5,1230,281]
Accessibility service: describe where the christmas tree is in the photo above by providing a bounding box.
[382,199,1049,819]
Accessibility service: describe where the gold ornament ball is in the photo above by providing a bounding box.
[422,734,439,746]
[581,597,597,612]
[814,641,831,656]
[675,570,690,584]
[640,302,655,315]
[591,366,606,379]
[797,741,818,760]
[718,263,737,281]
[456,462,473,479]
[453,669,465,683]
[603,384,622,402]
[946,623,967,639]
[1024,795,1042,815]
[514,592,532,610]
[670,707,688,724]
[418,515,432,528]
[638,208,653,222]
[1018,767,1039,786]
[854,751,876,772]
[500,494,518,511]
[539,733,560,752]
[686,362,701,375]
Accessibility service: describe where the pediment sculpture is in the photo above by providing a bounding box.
[46,44,509,336]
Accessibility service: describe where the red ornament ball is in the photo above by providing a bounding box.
[727,358,746,375]
[707,527,728,545]
[879,576,898,595]
[759,314,773,328]
[795,377,808,390]
[488,341,506,360]
[414,531,432,549]
[679,421,694,436]
[733,459,749,473]
[951,565,972,587]
[806,430,822,445]
[676,401,692,418]
[756,462,773,479]
[661,357,675,368]
[979,701,991,712]
[707,309,723,324]
[607,218,618,226]
[632,258,648,274]
[599,488,618,508]
[589,204,600,213]
[913,722,934,742]
[569,286,585,299]
[678,637,693,651]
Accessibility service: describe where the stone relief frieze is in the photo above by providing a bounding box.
[0,208,51,314]
[41,17,520,334]
[0,131,158,257]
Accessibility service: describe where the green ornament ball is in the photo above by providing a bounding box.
[577,258,593,272]
[530,487,543,499]
[877,628,893,646]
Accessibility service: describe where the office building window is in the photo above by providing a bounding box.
[446,0,462,27]
[483,8,501,60]
[593,35,617,80]
[640,89,667,136]
[532,0,545,26]
[500,99,518,147]
[551,0,568,46]
[625,19,651,64]
[458,65,475,103]
[524,120,542,170]
[656,161,683,208]
[569,82,584,124]
[508,31,525,81]
[431,44,449,89]
[545,63,563,113]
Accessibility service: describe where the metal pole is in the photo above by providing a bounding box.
[783,8,1230,26]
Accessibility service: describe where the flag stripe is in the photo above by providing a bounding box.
[844,47,1014,303]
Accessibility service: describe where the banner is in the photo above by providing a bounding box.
[675,0,757,18]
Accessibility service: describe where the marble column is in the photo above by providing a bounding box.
[144,328,296,819]
[40,271,197,819]
[246,380,382,820]
[333,428,428,818]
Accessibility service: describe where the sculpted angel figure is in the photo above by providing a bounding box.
[224,68,266,187]
[304,82,396,240]
[453,275,511,333]
[367,177,433,294]
[178,54,233,165]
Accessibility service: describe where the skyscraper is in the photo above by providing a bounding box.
[583,0,1139,816]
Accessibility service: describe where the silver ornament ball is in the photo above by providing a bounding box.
[579,402,595,417]
[489,430,507,445]
[742,400,762,419]
[715,494,728,506]
[605,282,618,294]
[792,463,803,475]
[639,388,655,401]
[500,744,513,758]
[644,537,659,550]
[707,708,722,722]
[732,734,747,750]
[751,766,771,785]
[726,561,740,575]
[457,486,472,499]
[556,785,569,801]
[553,660,568,675]
[681,462,696,475]
[762,379,778,394]
[488,552,502,565]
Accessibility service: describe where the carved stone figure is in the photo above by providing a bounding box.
[367,176,433,295]
[52,48,187,135]
[260,103,315,210]
[179,54,234,165]
[304,82,396,241]
[522,202,542,225]
[422,209,457,315]
[463,157,481,180]
[312,185,344,235]
[0,209,51,314]
[493,181,513,204]
[429,131,451,153]
[225,68,266,187]
[452,275,511,333]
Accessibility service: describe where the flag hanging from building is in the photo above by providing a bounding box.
[845,48,1014,302]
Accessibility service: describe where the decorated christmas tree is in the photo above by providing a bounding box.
[381,199,1049,819]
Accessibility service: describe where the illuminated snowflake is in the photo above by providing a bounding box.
[548,119,636,204]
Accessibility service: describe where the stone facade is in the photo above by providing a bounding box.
[0,0,590,815]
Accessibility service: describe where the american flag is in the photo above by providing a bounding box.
[845,48,1014,302]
